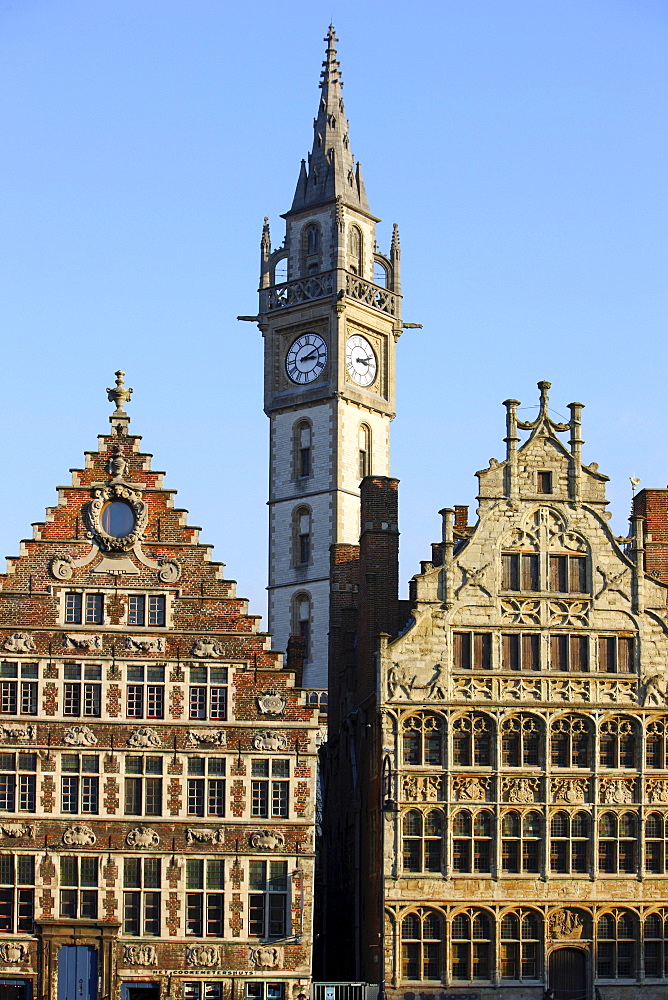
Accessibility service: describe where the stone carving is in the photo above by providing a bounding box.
[595,566,630,600]
[548,600,589,627]
[86,482,147,553]
[126,827,160,848]
[128,727,162,748]
[257,691,287,716]
[426,664,446,700]
[500,678,541,702]
[454,676,494,700]
[123,945,157,967]
[0,723,36,742]
[1,823,35,839]
[387,662,415,699]
[550,909,585,939]
[63,824,97,847]
[646,779,668,804]
[64,725,98,746]
[191,638,224,658]
[550,679,589,703]
[250,830,285,850]
[186,945,220,968]
[107,443,129,481]
[456,563,491,599]
[126,635,166,653]
[158,558,181,583]
[185,729,226,748]
[0,943,30,965]
[3,632,36,654]
[600,778,634,805]
[253,731,287,752]
[643,672,668,707]
[185,828,225,845]
[50,554,74,580]
[65,633,103,651]
[502,776,540,803]
[501,599,541,626]
[403,774,443,802]
[452,776,490,802]
[503,525,539,550]
[552,777,588,804]
[249,946,282,969]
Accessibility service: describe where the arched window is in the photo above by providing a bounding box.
[644,910,668,978]
[501,811,541,874]
[302,224,321,275]
[359,424,371,478]
[646,718,668,768]
[549,810,590,873]
[292,593,311,661]
[453,714,494,767]
[598,811,638,873]
[293,420,312,479]
[272,253,289,284]
[401,908,443,981]
[550,715,591,768]
[500,909,541,979]
[373,258,389,287]
[597,909,637,979]
[452,809,493,874]
[501,715,542,766]
[402,809,443,873]
[600,716,636,768]
[451,910,493,981]
[646,813,668,874]
[401,714,443,766]
[348,225,362,275]
[293,507,311,566]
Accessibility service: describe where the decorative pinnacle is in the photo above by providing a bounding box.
[107,370,133,416]
[261,216,271,253]
[321,25,342,89]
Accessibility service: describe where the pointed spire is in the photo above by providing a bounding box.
[290,26,370,214]
[261,216,271,254]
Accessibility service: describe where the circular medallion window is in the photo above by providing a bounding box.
[101,500,136,538]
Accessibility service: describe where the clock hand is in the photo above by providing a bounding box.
[301,351,317,361]
[354,356,370,365]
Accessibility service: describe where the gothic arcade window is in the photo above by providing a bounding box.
[644,910,668,978]
[645,813,668,873]
[452,714,494,767]
[452,809,493,874]
[646,717,668,768]
[401,714,443,766]
[451,909,493,981]
[359,424,371,478]
[598,812,637,874]
[500,909,541,980]
[501,811,541,874]
[401,909,443,981]
[599,716,636,768]
[550,715,591,768]
[348,225,362,275]
[549,810,590,873]
[293,420,312,479]
[501,715,542,766]
[402,809,443,873]
[293,507,312,566]
[596,910,637,979]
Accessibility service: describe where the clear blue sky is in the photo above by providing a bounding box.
[1,1,667,628]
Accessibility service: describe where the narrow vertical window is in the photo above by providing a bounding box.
[359,424,371,478]
[537,471,552,494]
[348,225,362,275]
[294,507,311,566]
[295,421,312,479]
[293,594,311,661]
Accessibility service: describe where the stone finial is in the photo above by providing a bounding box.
[107,371,133,416]
[261,217,271,254]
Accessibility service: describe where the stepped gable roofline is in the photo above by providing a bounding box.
[287,25,372,216]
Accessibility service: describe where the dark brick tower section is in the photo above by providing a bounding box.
[633,488,668,589]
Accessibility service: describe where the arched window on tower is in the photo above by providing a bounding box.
[302,224,321,275]
[348,225,362,275]
[359,424,371,478]
[292,593,311,661]
[293,507,312,567]
[293,420,312,480]
[373,258,389,287]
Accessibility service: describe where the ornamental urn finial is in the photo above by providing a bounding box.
[107,370,133,416]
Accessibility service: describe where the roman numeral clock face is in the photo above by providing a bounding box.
[285,333,328,384]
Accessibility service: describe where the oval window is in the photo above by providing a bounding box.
[101,501,135,538]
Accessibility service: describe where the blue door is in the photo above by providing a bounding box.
[57,946,97,1000]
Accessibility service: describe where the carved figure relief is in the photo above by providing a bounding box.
[63,825,97,847]
[552,777,589,804]
[128,727,162,748]
[452,776,490,802]
[126,827,160,848]
[185,730,226,748]
[64,725,98,746]
[426,664,446,700]
[123,945,157,967]
[50,554,74,580]
[186,945,220,968]
[502,776,540,803]
[599,778,634,805]
[403,774,443,802]
[0,943,30,965]
[646,779,668,804]
[550,909,585,939]
[1,823,35,839]
[126,635,166,653]
[3,632,36,654]
[643,672,668,707]
[85,483,147,552]
[253,731,287,752]
[249,946,282,969]
[0,723,36,742]
[64,633,103,651]
[250,830,285,850]
[387,662,414,699]
[257,691,287,716]
[191,638,224,658]
[185,828,225,845]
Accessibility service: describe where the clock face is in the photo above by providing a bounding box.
[285,333,328,384]
[346,334,377,387]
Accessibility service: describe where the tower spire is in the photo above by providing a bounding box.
[290,25,370,214]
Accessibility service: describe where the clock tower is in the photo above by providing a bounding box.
[257,26,402,689]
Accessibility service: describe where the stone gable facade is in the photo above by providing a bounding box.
[0,374,318,1000]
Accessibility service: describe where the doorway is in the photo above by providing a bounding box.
[57,946,97,1000]
[549,947,588,1000]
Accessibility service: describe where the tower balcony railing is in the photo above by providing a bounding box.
[265,269,398,316]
